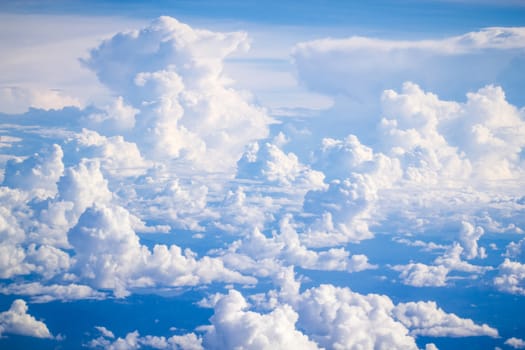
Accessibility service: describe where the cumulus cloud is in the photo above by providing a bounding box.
[237,140,326,190]
[202,289,320,350]
[458,221,486,259]
[392,263,449,287]
[0,299,53,339]
[392,242,490,287]
[202,278,500,350]
[83,16,274,172]
[88,327,203,350]
[494,259,525,295]
[2,144,64,199]
[379,82,525,184]
[393,301,498,338]
[73,129,150,178]
[68,203,255,297]
[506,337,525,349]
[218,215,376,277]
[292,284,418,349]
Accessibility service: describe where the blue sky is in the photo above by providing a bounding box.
[0,1,525,350]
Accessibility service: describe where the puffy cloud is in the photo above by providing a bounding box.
[458,221,486,259]
[0,244,31,279]
[68,203,255,297]
[219,215,376,277]
[392,243,490,287]
[86,96,139,132]
[301,133,402,247]
[202,289,320,350]
[84,16,274,172]
[392,263,449,287]
[203,279,499,350]
[0,299,53,339]
[2,144,64,199]
[505,238,525,260]
[393,301,498,338]
[213,186,276,233]
[34,159,113,247]
[494,259,525,295]
[87,327,203,350]
[0,282,106,303]
[380,82,525,182]
[25,243,71,279]
[237,140,326,190]
[506,337,525,349]
[73,129,150,178]
[292,284,418,350]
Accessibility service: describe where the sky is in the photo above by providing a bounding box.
[0,1,524,349]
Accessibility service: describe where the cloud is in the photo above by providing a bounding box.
[87,327,203,350]
[0,86,82,114]
[393,301,498,338]
[68,203,255,297]
[458,221,486,259]
[0,299,53,339]
[494,259,525,295]
[291,284,418,349]
[380,82,525,183]
[83,16,274,172]
[202,274,499,350]
[506,337,525,349]
[94,326,115,339]
[2,143,64,199]
[237,140,326,190]
[392,263,449,287]
[72,129,150,178]
[218,215,376,277]
[292,27,525,106]
[392,243,490,287]
[0,282,106,303]
[202,289,320,350]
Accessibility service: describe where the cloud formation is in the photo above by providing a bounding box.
[0,299,53,339]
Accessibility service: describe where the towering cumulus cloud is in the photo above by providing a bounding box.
[84,16,273,172]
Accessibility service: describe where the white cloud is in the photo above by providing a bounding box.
[392,263,449,287]
[2,144,64,199]
[86,96,139,132]
[0,282,106,303]
[301,133,402,247]
[292,284,418,350]
[392,243,490,287]
[494,259,525,295]
[506,337,525,349]
[237,140,326,190]
[292,27,525,108]
[95,326,115,339]
[218,215,376,277]
[84,16,274,172]
[88,327,203,350]
[202,289,320,350]
[458,221,485,259]
[0,299,53,339]
[505,238,525,260]
[73,129,150,178]
[68,203,255,297]
[0,86,82,114]
[393,301,498,338]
